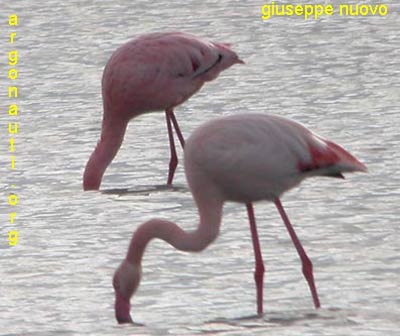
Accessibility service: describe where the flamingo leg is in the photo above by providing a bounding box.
[246,203,265,315]
[274,198,321,308]
[169,110,185,149]
[165,109,178,185]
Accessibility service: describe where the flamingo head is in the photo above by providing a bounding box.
[113,260,142,324]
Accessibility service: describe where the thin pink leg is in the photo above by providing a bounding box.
[165,109,178,185]
[274,198,321,308]
[246,203,265,315]
[169,110,185,149]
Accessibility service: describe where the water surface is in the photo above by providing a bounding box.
[0,1,399,335]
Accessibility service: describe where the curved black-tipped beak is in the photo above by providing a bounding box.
[116,314,134,324]
[115,292,133,324]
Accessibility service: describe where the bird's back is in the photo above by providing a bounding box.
[102,32,242,117]
[184,113,366,203]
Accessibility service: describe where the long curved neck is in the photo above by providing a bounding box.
[126,197,223,265]
[83,114,127,190]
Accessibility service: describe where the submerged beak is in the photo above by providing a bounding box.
[115,292,133,324]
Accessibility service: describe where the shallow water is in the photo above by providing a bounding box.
[1,1,399,335]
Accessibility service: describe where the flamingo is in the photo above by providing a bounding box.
[83,32,243,190]
[112,113,367,324]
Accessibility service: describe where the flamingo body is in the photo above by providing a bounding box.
[185,114,365,203]
[113,113,367,324]
[83,32,243,190]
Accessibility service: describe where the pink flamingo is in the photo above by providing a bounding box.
[83,32,243,190]
[112,113,367,323]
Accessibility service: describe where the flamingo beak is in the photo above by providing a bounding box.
[236,58,245,65]
[115,292,133,324]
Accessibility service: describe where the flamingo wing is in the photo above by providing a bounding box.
[185,113,366,202]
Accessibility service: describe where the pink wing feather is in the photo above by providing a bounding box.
[298,134,368,176]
